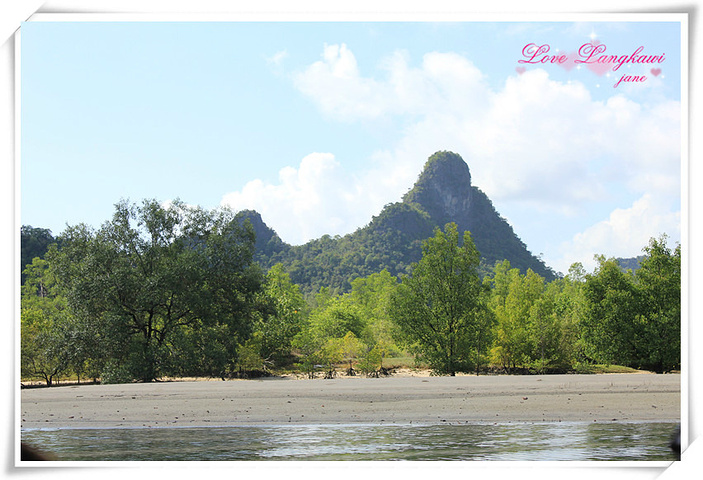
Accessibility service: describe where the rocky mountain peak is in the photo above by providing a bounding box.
[235,209,286,256]
[403,151,473,220]
[235,150,555,293]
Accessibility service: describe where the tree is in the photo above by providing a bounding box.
[49,199,265,382]
[339,331,364,375]
[252,264,306,367]
[582,255,642,367]
[527,281,568,372]
[21,258,74,385]
[308,295,366,340]
[21,226,58,284]
[389,223,491,375]
[291,327,326,379]
[349,269,401,357]
[633,236,681,372]
[487,262,544,372]
[552,265,588,368]
[357,345,384,376]
[292,290,367,378]
[581,237,680,374]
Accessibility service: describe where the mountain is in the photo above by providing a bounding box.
[20,226,60,283]
[237,151,557,296]
[402,151,550,275]
[616,256,645,272]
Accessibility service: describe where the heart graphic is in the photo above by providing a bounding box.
[586,61,611,77]
[651,68,662,76]
[557,51,578,72]
[515,66,526,75]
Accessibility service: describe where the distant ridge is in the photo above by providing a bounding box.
[616,256,645,272]
[237,151,557,295]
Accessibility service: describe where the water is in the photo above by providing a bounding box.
[21,422,678,461]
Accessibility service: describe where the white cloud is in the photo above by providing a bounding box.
[292,43,390,121]
[293,44,490,121]
[551,194,681,273]
[221,152,377,244]
[266,49,288,75]
[294,47,679,209]
[221,44,680,267]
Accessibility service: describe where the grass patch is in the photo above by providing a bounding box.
[574,364,645,374]
[382,355,428,369]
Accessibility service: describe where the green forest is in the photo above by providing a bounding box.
[20,198,680,385]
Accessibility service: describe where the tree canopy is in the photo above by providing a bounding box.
[21,226,59,284]
[47,199,266,382]
[20,198,681,384]
[582,235,680,373]
[390,223,493,375]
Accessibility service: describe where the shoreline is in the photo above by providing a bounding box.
[22,421,680,437]
[19,366,661,388]
[20,373,680,430]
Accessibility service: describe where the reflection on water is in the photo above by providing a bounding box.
[21,422,678,461]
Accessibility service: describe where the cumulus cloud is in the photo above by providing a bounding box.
[462,71,679,209]
[221,152,376,244]
[292,43,390,120]
[294,46,679,208]
[293,44,490,121]
[551,194,681,273]
[222,44,680,266]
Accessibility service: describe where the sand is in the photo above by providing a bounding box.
[20,373,680,429]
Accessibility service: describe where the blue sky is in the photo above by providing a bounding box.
[20,19,683,274]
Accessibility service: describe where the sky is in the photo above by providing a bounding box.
[20,19,683,275]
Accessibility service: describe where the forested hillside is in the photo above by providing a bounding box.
[239,151,557,296]
[617,256,645,272]
[20,226,59,284]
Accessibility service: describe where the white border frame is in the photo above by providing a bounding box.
[4,2,696,478]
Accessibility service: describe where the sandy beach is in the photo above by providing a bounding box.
[20,373,680,429]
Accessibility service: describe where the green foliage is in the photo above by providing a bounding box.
[21,226,59,284]
[635,236,681,372]
[527,281,573,372]
[21,298,73,386]
[165,323,233,378]
[350,269,402,355]
[308,295,366,340]
[290,269,403,378]
[20,258,84,385]
[582,256,643,366]
[357,345,384,376]
[581,235,681,372]
[292,292,367,377]
[487,261,543,371]
[291,327,325,378]
[487,261,583,373]
[390,223,492,375]
[246,264,307,368]
[338,331,364,374]
[236,338,266,373]
[21,191,680,382]
[616,255,646,272]
[99,360,135,385]
[47,199,265,382]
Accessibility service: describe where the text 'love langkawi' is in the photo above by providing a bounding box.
[519,43,666,88]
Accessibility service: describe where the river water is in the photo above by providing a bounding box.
[21,421,678,461]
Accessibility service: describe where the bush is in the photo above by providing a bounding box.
[100,361,134,385]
